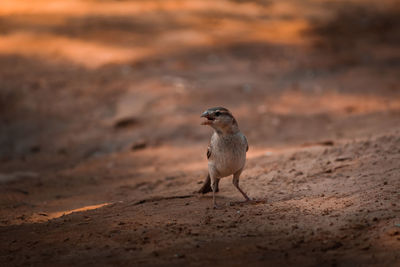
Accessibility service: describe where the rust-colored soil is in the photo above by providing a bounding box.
[1,0,399,266]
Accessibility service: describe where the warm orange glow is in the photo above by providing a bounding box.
[28,203,110,223]
[267,91,400,115]
[0,32,153,68]
[0,0,265,16]
[0,0,309,67]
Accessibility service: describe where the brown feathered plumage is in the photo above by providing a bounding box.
[199,107,250,208]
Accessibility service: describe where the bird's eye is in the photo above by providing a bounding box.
[215,111,221,116]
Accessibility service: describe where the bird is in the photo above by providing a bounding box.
[198,107,250,208]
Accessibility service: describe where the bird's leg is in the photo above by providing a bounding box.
[233,169,250,201]
[211,177,221,209]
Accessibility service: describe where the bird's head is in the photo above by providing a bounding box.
[200,107,239,134]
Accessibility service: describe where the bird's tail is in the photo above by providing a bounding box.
[197,173,219,194]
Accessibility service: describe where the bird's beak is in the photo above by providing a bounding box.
[200,111,213,125]
[200,111,209,118]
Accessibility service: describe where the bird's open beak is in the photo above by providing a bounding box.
[200,111,214,125]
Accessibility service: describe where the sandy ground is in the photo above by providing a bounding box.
[0,0,400,266]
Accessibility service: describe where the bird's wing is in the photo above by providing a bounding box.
[244,135,249,152]
[207,145,211,159]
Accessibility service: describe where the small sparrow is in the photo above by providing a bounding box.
[198,107,250,208]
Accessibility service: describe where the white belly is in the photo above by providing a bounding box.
[209,145,246,178]
[211,157,245,178]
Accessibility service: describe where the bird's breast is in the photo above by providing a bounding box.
[209,133,247,177]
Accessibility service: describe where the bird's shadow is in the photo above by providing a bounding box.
[228,198,268,207]
[195,193,268,208]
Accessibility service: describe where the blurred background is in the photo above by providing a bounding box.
[1,1,400,266]
[0,0,399,222]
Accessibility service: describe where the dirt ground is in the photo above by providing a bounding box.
[1,0,400,266]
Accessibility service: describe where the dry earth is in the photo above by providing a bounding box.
[0,0,400,266]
